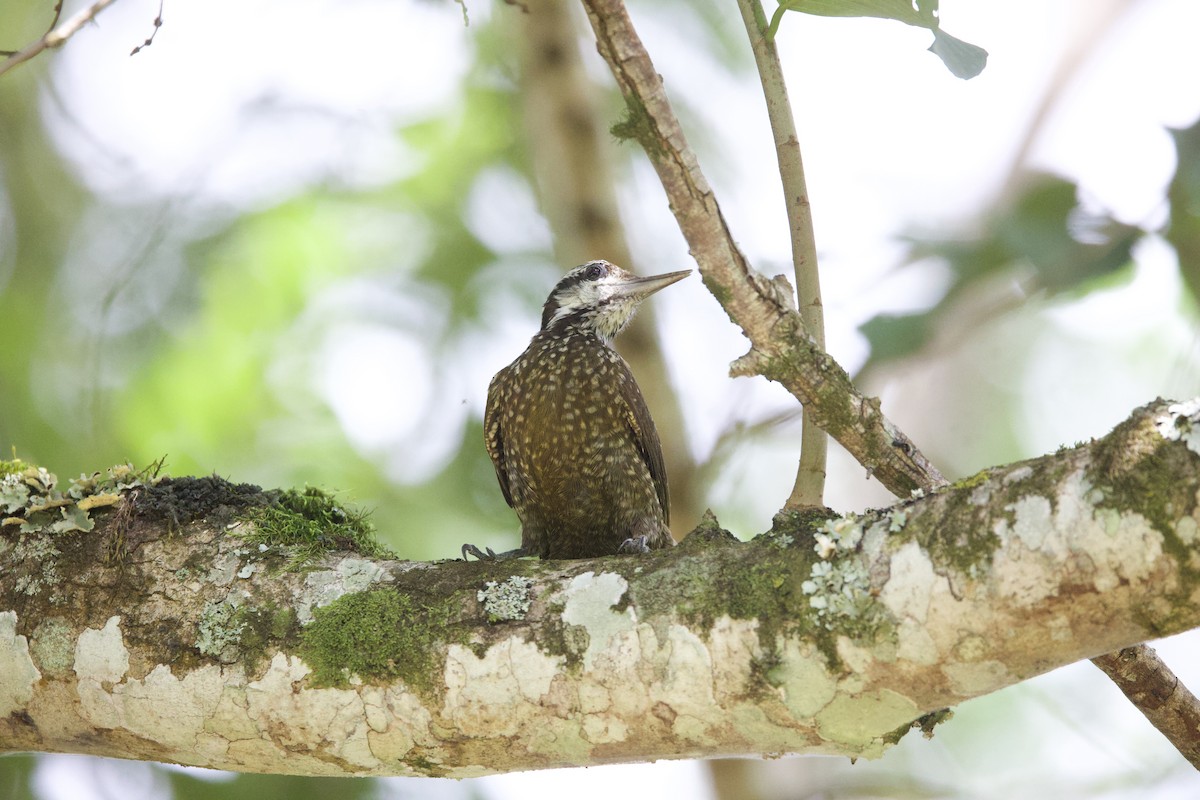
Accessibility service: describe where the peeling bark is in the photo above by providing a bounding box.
[1,399,1198,776]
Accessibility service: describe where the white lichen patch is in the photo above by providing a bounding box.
[771,638,837,719]
[992,469,1164,606]
[477,575,534,622]
[814,688,919,747]
[1177,514,1198,546]
[74,616,129,684]
[1003,465,1034,485]
[1156,398,1200,456]
[297,557,392,623]
[244,653,382,771]
[112,664,226,756]
[442,638,561,738]
[30,617,76,677]
[651,624,718,744]
[879,541,935,624]
[941,659,1011,696]
[707,615,762,704]
[73,616,132,730]
[559,571,636,671]
[0,611,41,716]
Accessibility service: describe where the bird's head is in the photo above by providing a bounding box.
[540,260,690,343]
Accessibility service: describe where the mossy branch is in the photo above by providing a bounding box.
[2,399,1199,774]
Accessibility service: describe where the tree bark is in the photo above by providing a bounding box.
[1,399,1198,776]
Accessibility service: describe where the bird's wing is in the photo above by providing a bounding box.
[484,368,514,509]
[617,362,670,525]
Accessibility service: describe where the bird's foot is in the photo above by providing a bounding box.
[461,543,530,561]
[617,535,651,554]
[461,543,498,561]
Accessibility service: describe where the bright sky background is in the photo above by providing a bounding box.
[14,0,1200,795]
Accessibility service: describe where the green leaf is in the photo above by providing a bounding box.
[776,0,926,24]
[1166,117,1200,308]
[859,312,933,364]
[928,28,988,79]
[771,0,987,79]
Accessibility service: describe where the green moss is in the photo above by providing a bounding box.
[632,524,839,671]
[702,275,733,309]
[766,506,839,547]
[0,459,28,478]
[610,94,653,147]
[924,509,998,578]
[1088,421,1200,630]
[241,487,395,569]
[299,587,462,694]
[951,468,992,491]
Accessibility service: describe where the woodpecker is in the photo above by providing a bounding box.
[464,260,689,559]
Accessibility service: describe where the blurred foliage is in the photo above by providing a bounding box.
[1167,116,1200,307]
[167,771,379,800]
[859,172,1146,374]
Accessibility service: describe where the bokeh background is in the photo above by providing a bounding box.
[2,0,1200,797]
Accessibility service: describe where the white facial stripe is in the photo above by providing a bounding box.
[548,274,627,327]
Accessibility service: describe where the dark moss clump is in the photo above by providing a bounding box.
[299,587,456,693]
[234,605,298,672]
[134,475,268,530]
[241,487,394,568]
[766,505,839,545]
[883,707,955,746]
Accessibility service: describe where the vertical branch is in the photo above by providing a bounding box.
[513,0,700,533]
[736,0,827,509]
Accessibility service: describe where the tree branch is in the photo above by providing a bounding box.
[1092,645,1200,767]
[580,0,945,498]
[0,0,119,79]
[579,0,1200,769]
[2,399,1198,775]
[735,0,828,510]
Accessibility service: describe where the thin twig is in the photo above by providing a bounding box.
[130,0,165,56]
[0,0,119,78]
[736,0,827,509]
[1092,646,1200,769]
[581,0,946,497]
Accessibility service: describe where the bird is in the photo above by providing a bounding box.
[464,260,690,560]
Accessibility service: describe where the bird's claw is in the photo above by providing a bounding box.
[461,543,498,561]
[617,535,650,555]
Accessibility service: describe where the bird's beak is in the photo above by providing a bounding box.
[613,269,691,299]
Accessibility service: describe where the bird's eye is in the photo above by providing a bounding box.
[585,263,605,281]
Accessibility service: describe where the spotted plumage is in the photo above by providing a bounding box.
[466,260,689,559]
